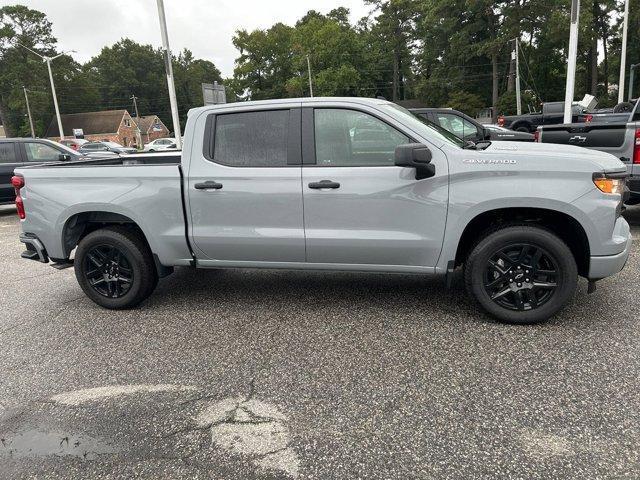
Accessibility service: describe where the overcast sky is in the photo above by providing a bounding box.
[3,0,372,77]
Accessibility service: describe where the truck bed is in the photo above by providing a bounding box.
[14,150,192,266]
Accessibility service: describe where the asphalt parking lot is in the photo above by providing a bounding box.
[0,204,638,479]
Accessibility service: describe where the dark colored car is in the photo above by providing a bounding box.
[410,108,535,142]
[497,101,590,133]
[79,141,136,155]
[0,138,83,205]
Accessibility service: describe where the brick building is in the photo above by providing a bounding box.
[46,110,141,147]
[133,115,170,144]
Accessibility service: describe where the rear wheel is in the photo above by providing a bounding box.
[464,226,577,324]
[74,226,157,309]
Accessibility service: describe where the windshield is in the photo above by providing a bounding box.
[381,104,464,148]
[55,142,80,155]
[105,142,124,148]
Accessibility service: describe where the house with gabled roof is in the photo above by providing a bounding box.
[133,115,170,144]
[45,110,141,147]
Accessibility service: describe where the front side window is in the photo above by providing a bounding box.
[213,110,289,167]
[24,142,62,162]
[435,113,479,140]
[314,109,409,167]
[0,143,17,163]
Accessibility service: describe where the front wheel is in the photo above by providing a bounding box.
[74,226,158,309]
[464,226,577,324]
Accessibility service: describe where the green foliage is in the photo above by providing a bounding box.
[495,90,539,116]
[445,91,486,117]
[0,1,634,136]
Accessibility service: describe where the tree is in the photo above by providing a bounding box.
[0,5,58,136]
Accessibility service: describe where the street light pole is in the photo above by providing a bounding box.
[306,54,314,97]
[23,86,35,138]
[514,38,522,115]
[16,43,74,140]
[563,0,580,124]
[45,57,64,139]
[618,0,630,104]
[156,0,182,149]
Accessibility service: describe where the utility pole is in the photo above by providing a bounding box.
[514,38,522,115]
[130,95,140,118]
[156,0,182,149]
[306,54,314,97]
[23,86,35,138]
[17,43,75,140]
[618,0,630,103]
[564,0,580,124]
[629,64,639,101]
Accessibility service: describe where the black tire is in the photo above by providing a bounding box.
[613,102,633,113]
[464,226,577,324]
[74,226,158,309]
[515,126,530,133]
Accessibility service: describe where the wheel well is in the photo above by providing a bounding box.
[63,212,150,258]
[511,122,531,132]
[455,208,590,277]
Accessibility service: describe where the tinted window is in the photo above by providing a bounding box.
[213,110,289,167]
[24,142,62,162]
[314,109,409,167]
[435,113,479,139]
[0,143,17,163]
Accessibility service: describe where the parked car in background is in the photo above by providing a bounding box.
[14,97,631,324]
[1,138,84,204]
[498,101,591,133]
[411,108,534,142]
[143,138,178,152]
[537,99,640,205]
[79,141,136,155]
[58,138,88,151]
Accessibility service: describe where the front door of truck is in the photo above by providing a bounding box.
[301,107,449,269]
[188,106,306,265]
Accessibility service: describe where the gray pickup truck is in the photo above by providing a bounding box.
[538,99,639,205]
[13,98,632,324]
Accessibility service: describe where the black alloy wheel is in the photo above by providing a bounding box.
[483,243,558,312]
[84,244,134,298]
[465,226,578,324]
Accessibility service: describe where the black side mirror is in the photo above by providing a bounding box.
[394,143,435,180]
[58,153,71,161]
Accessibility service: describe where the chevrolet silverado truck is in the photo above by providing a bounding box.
[12,98,632,324]
[538,99,639,205]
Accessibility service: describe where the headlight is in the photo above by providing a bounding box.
[593,173,626,195]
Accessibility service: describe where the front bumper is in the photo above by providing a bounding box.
[20,234,49,263]
[588,218,633,280]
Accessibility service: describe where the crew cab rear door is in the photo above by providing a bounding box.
[300,105,448,269]
[0,142,23,203]
[187,105,305,265]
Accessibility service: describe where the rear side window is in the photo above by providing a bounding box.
[0,143,17,163]
[213,110,289,167]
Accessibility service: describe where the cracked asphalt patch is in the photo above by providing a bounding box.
[0,204,639,479]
